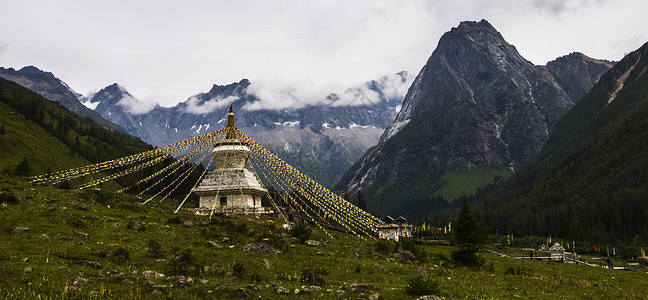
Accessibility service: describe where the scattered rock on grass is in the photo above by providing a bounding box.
[73,204,89,211]
[39,234,50,240]
[241,242,283,255]
[262,259,272,269]
[305,240,321,246]
[416,295,445,300]
[273,285,290,294]
[369,292,381,300]
[373,263,390,274]
[234,288,251,297]
[343,283,380,292]
[183,220,195,227]
[393,249,416,262]
[73,231,89,239]
[72,278,89,286]
[13,227,29,233]
[206,241,221,248]
[76,260,102,268]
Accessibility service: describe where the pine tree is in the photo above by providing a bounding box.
[357,190,367,211]
[12,156,32,177]
[452,194,485,265]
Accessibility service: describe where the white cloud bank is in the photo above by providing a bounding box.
[118,94,157,115]
[244,72,413,110]
[0,0,646,109]
[184,95,239,114]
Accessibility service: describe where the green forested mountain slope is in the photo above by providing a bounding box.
[0,100,90,175]
[0,78,152,176]
[477,42,648,246]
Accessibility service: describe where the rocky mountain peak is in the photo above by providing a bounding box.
[337,20,574,220]
[545,52,615,102]
[18,65,56,77]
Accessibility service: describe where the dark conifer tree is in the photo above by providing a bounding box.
[13,156,32,177]
[357,189,367,211]
[452,194,485,265]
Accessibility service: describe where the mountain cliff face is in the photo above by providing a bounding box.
[89,73,411,188]
[0,66,124,131]
[477,41,648,244]
[337,20,575,220]
[543,52,614,102]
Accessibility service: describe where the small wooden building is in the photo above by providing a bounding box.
[377,216,412,241]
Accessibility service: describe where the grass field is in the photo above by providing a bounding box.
[1,175,647,299]
[430,168,513,202]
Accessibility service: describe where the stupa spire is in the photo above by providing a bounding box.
[226,103,236,139]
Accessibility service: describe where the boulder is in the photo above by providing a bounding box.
[372,263,391,274]
[305,240,321,247]
[72,278,89,286]
[273,285,290,294]
[13,227,29,233]
[73,231,89,239]
[393,249,416,262]
[241,242,283,255]
[76,260,102,268]
[234,288,251,297]
[416,296,445,300]
[73,204,89,211]
[262,259,272,269]
[206,241,221,248]
[183,220,195,227]
[129,222,143,231]
[343,283,380,292]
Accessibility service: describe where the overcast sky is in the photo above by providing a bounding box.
[1,0,646,108]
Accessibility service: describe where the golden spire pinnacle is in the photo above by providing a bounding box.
[226,103,236,139]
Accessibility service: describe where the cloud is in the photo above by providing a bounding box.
[0,41,6,61]
[184,95,239,114]
[376,72,415,102]
[118,95,157,115]
[1,0,645,109]
[244,76,335,110]
[244,71,414,110]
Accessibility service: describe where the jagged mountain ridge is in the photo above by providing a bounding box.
[0,66,125,132]
[336,20,594,220]
[89,72,412,188]
[542,52,615,103]
[476,41,648,244]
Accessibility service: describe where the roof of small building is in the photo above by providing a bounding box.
[395,216,407,223]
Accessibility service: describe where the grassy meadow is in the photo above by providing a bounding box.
[1,175,647,299]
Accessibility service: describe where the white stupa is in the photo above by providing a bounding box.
[192,104,267,212]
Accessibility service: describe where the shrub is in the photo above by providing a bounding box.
[291,222,312,243]
[169,249,199,276]
[375,239,396,254]
[0,190,19,205]
[112,247,130,263]
[167,216,183,224]
[405,274,440,296]
[147,240,165,258]
[451,248,482,266]
[232,262,245,278]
